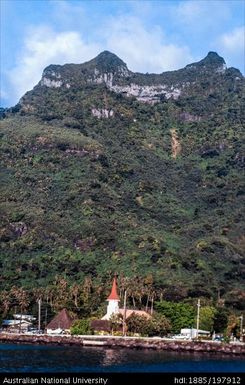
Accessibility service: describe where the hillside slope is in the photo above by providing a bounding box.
[0,51,244,310]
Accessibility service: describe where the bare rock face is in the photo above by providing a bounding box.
[40,68,71,89]
[91,108,114,118]
[41,77,63,88]
[109,83,182,103]
[38,63,185,104]
[170,129,181,159]
[10,222,28,237]
[0,222,28,242]
[179,112,201,122]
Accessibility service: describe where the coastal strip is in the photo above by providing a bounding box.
[0,333,244,355]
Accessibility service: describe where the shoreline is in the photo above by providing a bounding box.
[0,333,244,355]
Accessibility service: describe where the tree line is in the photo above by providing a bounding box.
[0,275,243,338]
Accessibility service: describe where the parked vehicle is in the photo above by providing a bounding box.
[26,328,43,334]
[172,334,190,340]
[214,336,224,341]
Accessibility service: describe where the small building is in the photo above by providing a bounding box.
[13,314,36,322]
[46,308,75,334]
[181,328,210,339]
[118,309,151,320]
[90,320,111,334]
[2,319,32,333]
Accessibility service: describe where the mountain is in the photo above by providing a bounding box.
[17,50,243,109]
[0,51,244,312]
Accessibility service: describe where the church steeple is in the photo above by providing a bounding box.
[107,275,120,301]
[102,275,120,320]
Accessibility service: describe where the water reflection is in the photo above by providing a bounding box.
[0,343,244,373]
[102,348,119,366]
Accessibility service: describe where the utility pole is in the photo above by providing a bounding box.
[150,295,154,315]
[196,299,201,340]
[38,298,41,332]
[45,307,48,328]
[217,288,220,302]
[122,290,127,337]
[19,311,23,334]
[240,315,243,342]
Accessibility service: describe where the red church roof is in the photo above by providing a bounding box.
[107,276,120,301]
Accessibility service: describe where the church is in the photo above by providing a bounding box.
[101,275,151,321]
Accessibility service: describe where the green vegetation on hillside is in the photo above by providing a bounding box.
[0,52,244,321]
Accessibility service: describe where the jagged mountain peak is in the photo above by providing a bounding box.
[186,51,226,72]
[202,51,226,65]
[41,51,129,79]
[206,51,225,60]
[86,50,129,74]
[95,50,125,63]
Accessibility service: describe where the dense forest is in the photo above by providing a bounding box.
[0,51,244,327]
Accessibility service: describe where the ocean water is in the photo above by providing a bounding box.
[0,343,244,373]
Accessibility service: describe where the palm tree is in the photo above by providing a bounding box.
[11,287,30,333]
[70,284,80,309]
[0,290,12,317]
[32,287,44,302]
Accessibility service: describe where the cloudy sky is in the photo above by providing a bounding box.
[1,0,244,107]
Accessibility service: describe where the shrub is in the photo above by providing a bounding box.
[70,319,92,335]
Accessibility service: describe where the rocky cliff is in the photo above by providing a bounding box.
[19,51,243,107]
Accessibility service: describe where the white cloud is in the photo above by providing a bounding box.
[219,26,245,53]
[174,0,230,30]
[176,1,203,21]
[103,16,193,73]
[49,0,87,30]
[8,26,101,102]
[215,26,245,72]
[0,87,8,102]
